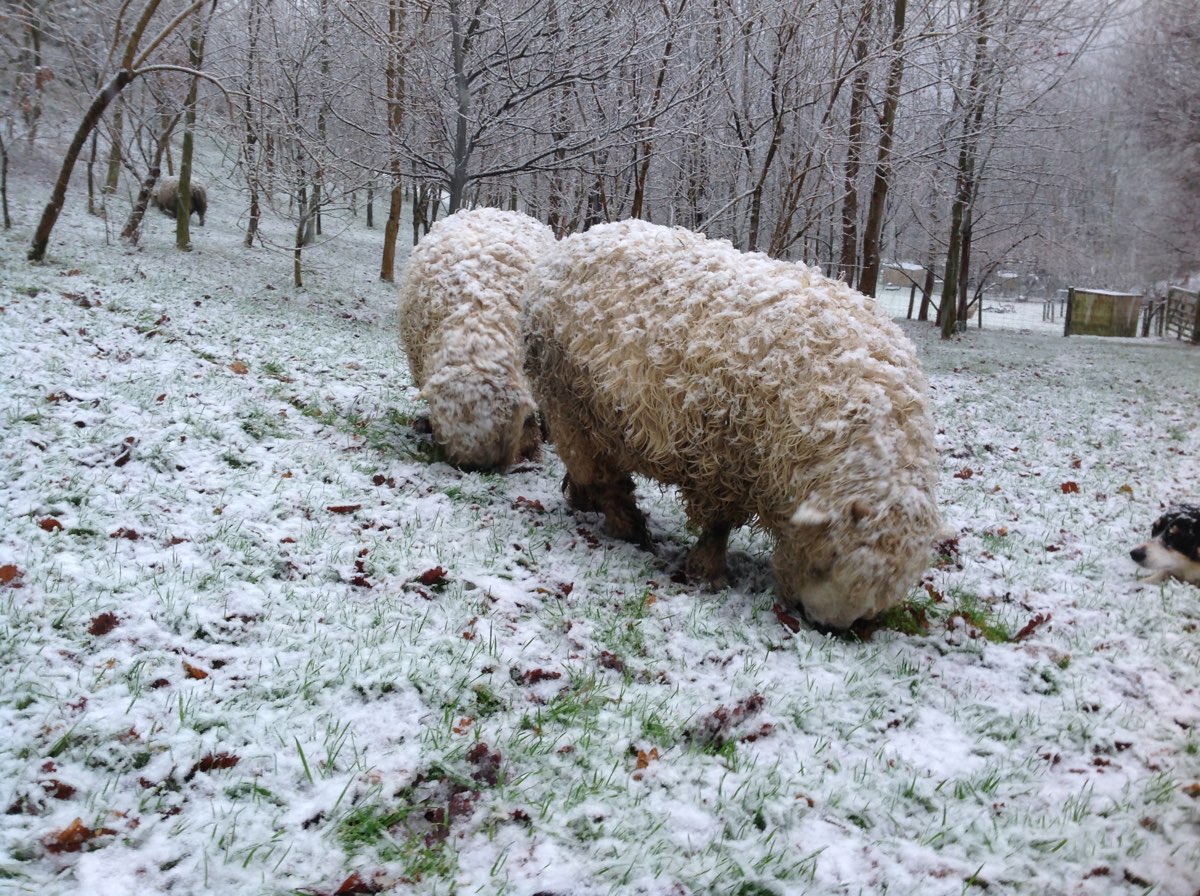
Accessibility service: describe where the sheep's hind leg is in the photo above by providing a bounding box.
[684,520,732,589]
[564,469,651,550]
[551,428,651,549]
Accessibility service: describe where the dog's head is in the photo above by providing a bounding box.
[1130,503,1200,585]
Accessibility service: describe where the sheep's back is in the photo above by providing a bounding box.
[398,208,553,389]
[524,220,933,527]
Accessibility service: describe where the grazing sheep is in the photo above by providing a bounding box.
[398,207,554,471]
[522,219,941,628]
[152,175,207,226]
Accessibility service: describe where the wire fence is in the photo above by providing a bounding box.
[872,287,1067,334]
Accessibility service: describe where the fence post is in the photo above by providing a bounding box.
[1192,292,1200,345]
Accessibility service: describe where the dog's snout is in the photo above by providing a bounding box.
[1130,546,1146,564]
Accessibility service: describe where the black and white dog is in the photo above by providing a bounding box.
[1130,504,1200,585]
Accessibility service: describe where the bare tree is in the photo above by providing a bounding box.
[380,0,407,280]
[28,0,216,261]
[857,0,907,296]
[1118,0,1200,281]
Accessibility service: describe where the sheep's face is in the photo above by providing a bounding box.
[426,383,537,472]
[773,496,938,629]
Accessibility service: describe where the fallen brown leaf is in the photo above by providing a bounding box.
[417,566,449,588]
[773,603,802,632]
[88,613,119,637]
[182,660,209,680]
[42,817,117,854]
[186,752,240,781]
[330,871,385,895]
[1013,613,1051,642]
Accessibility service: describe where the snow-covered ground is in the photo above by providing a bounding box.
[1,149,1199,896]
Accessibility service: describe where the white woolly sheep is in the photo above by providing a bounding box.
[522,219,942,629]
[398,207,554,471]
[152,175,207,226]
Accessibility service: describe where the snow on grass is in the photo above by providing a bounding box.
[1,159,1199,896]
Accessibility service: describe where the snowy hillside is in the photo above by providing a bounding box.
[1,153,1199,896]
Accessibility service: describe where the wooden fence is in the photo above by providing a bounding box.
[1063,288,1143,337]
[1164,287,1200,343]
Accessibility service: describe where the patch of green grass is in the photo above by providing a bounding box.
[641,712,673,744]
[855,598,934,638]
[336,795,456,882]
[261,360,290,381]
[239,408,285,441]
[947,591,1012,642]
[471,684,507,718]
[980,530,1012,553]
[852,585,1012,644]
[337,802,413,852]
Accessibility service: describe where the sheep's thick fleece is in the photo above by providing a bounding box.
[523,219,941,628]
[398,208,553,470]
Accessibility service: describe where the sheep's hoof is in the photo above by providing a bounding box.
[682,548,729,590]
[602,516,653,552]
[563,474,602,512]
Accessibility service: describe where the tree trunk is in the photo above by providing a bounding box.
[176,3,212,250]
[938,189,966,337]
[630,3,683,222]
[29,69,134,261]
[241,0,263,249]
[918,262,934,321]
[940,0,989,340]
[839,12,870,280]
[103,102,124,195]
[447,0,471,214]
[958,218,973,326]
[122,166,161,244]
[381,184,404,280]
[294,214,306,288]
[123,112,180,243]
[0,132,10,229]
[20,0,45,148]
[86,130,99,216]
[858,0,907,297]
[380,0,406,280]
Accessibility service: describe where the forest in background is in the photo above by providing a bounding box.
[3,0,1197,323]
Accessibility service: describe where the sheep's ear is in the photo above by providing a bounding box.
[848,501,872,525]
[790,501,832,528]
